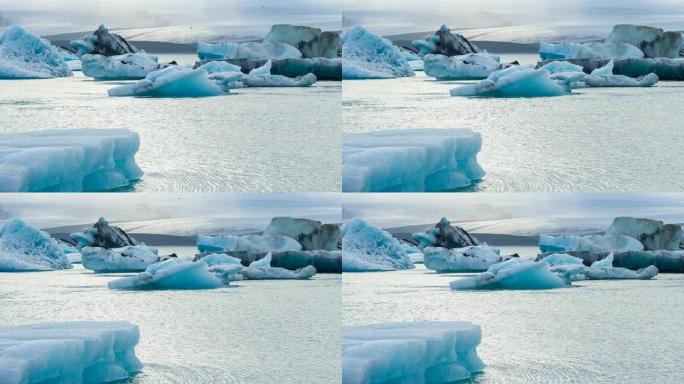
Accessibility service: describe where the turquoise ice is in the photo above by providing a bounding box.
[0,25,71,79]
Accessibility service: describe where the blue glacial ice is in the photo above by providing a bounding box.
[241,252,317,280]
[539,253,584,266]
[81,245,163,273]
[539,233,644,253]
[0,218,71,272]
[197,60,242,74]
[539,60,585,74]
[582,60,659,87]
[108,66,225,98]
[450,66,572,98]
[70,217,140,249]
[249,59,272,75]
[81,52,159,80]
[0,129,142,192]
[197,233,302,253]
[342,321,485,384]
[0,321,142,384]
[197,41,302,61]
[197,253,242,266]
[423,53,501,80]
[423,245,502,273]
[539,41,644,61]
[342,218,414,272]
[342,25,414,79]
[108,258,223,290]
[450,259,568,290]
[343,129,484,192]
[215,72,317,89]
[0,25,71,79]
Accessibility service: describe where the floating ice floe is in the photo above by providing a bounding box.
[412,217,480,249]
[197,233,302,253]
[71,217,139,248]
[583,253,658,280]
[108,258,223,290]
[424,245,502,273]
[342,218,413,272]
[450,66,573,98]
[0,25,71,79]
[0,218,71,272]
[0,321,142,384]
[423,53,501,79]
[240,252,317,280]
[70,24,139,56]
[81,52,159,80]
[81,245,163,273]
[539,253,584,266]
[343,129,484,192]
[108,66,225,97]
[539,233,644,253]
[578,60,659,88]
[342,321,485,384]
[412,25,481,57]
[450,259,568,290]
[197,253,242,266]
[197,60,242,74]
[539,41,644,61]
[199,57,341,80]
[206,60,318,90]
[264,24,340,59]
[342,25,414,79]
[216,249,342,273]
[540,60,585,74]
[263,217,340,251]
[197,41,302,61]
[0,129,142,192]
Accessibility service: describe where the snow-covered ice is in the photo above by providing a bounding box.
[539,234,644,253]
[423,53,501,80]
[412,25,481,57]
[197,41,302,60]
[539,41,644,61]
[0,321,142,384]
[0,218,71,272]
[263,217,340,251]
[0,25,71,79]
[342,25,414,79]
[108,66,225,98]
[81,245,162,273]
[0,129,142,192]
[423,245,502,273]
[450,259,568,290]
[81,52,159,80]
[342,218,413,272]
[197,233,302,253]
[412,217,480,249]
[343,129,484,192]
[450,66,571,98]
[108,258,223,290]
[342,321,485,384]
[264,24,340,59]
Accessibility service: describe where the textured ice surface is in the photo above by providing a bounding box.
[81,245,161,273]
[238,73,317,88]
[540,60,584,74]
[540,253,584,266]
[70,24,139,56]
[108,258,223,290]
[539,41,644,60]
[265,24,340,59]
[450,66,570,98]
[539,234,644,253]
[605,217,682,251]
[412,25,481,57]
[197,41,302,60]
[263,217,340,251]
[0,25,71,79]
[584,264,659,280]
[0,321,142,384]
[450,259,568,290]
[81,52,159,80]
[70,217,139,249]
[412,217,480,249]
[342,25,414,79]
[423,245,501,272]
[580,60,659,87]
[0,129,142,192]
[342,321,485,384]
[423,53,501,79]
[606,24,682,58]
[249,59,272,75]
[197,253,242,266]
[342,218,413,272]
[0,218,71,272]
[197,60,241,74]
[343,129,484,192]
[108,66,225,98]
[197,233,302,253]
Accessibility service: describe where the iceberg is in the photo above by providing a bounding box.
[240,253,317,280]
[0,129,142,192]
[0,321,142,384]
[408,60,424,71]
[70,24,139,56]
[606,24,682,58]
[583,264,659,280]
[249,59,272,75]
[0,218,71,272]
[198,60,241,74]
[264,24,340,59]
[539,234,644,253]
[539,57,684,81]
[580,60,658,87]
[343,321,485,384]
[0,25,71,79]
[342,218,413,272]
[450,66,571,98]
[450,259,568,290]
[412,25,481,57]
[81,245,163,273]
[539,253,584,266]
[343,128,484,192]
[605,217,682,251]
[423,53,501,79]
[197,41,302,61]
[70,217,139,249]
[197,253,242,266]
[342,25,414,79]
[412,217,480,249]
[197,233,302,253]
[539,41,644,61]
[232,73,317,88]
[198,57,342,80]
[108,66,225,98]
[423,245,501,272]
[263,217,340,251]
[540,60,584,74]
[81,52,159,80]
[108,258,223,290]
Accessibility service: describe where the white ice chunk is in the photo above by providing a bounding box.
[591,59,615,75]
[198,60,241,74]
[539,233,644,253]
[409,60,424,71]
[264,24,340,59]
[342,218,413,272]
[423,245,501,272]
[242,264,317,280]
[81,52,158,80]
[81,245,160,273]
[263,217,340,251]
[450,259,568,290]
[0,321,142,384]
[0,25,71,79]
[540,253,584,266]
[0,129,143,192]
[108,66,225,98]
[343,321,485,384]
[0,218,71,271]
[605,217,682,251]
[197,253,242,266]
[583,73,658,87]
[249,59,272,75]
[249,252,273,268]
[606,24,682,58]
[197,233,302,253]
[423,53,501,80]
[342,25,414,79]
[450,66,571,98]
[108,258,223,290]
[591,251,615,268]
[540,60,584,74]
[343,128,484,192]
[208,264,244,283]
[583,264,658,280]
[539,41,644,60]
[197,41,302,60]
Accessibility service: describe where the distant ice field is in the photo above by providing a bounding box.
[343,53,684,192]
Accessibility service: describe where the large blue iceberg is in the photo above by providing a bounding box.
[343,128,484,192]
[342,25,414,79]
[539,233,645,253]
[197,41,302,61]
[450,66,572,98]
[108,258,224,290]
[0,25,71,79]
[108,66,225,98]
[0,129,143,192]
[0,218,71,272]
[197,233,302,253]
[342,218,414,272]
[450,259,568,290]
[0,321,142,384]
[343,321,485,384]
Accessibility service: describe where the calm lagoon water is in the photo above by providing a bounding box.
[343,264,684,384]
[0,54,341,192]
[343,53,684,192]
[0,264,341,384]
